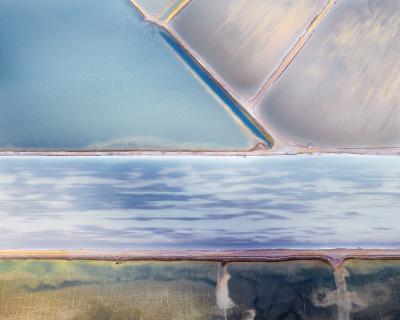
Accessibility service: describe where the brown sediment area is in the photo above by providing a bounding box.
[2,249,400,270]
[0,255,397,319]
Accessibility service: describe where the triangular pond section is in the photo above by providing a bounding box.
[0,0,267,151]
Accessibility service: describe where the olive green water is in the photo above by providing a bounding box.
[1,259,400,319]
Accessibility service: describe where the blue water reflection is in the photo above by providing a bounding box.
[0,0,255,150]
[0,155,399,249]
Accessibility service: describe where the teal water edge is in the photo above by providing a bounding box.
[0,155,399,250]
[0,0,257,151]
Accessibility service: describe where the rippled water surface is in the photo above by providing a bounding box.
[0,155,399,250]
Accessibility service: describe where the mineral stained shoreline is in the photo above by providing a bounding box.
[2,249,400,269]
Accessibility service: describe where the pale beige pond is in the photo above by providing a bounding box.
[171,0,326,100]
[256,0,400,148]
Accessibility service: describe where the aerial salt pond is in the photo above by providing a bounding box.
[168,0,400,150]
[1,259,400,319]
[0,0,263,151]
[1,1,400,319]
[0,155,399,250]
[255,0,400,148]
[171,0,326,100]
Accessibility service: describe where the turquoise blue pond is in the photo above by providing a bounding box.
[0,0,259,151]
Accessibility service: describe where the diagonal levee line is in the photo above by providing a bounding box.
[252,0,337,106]
[127,0,183,21]
[157,0,177,18]
[113,0,400,156]
[128,0,274,149]
[129,0,336,149]
[128,0,148,20]
[165,0,192,23]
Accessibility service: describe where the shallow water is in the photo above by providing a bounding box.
[257,0,400,148]
[341,260,400,319]
[0,259,336,320]
[134,0,172,15]
[1,258,399,319]
[0,260,219,319]
[0,0,258,151]
[0,155,399,250]
[171,0,325,99]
